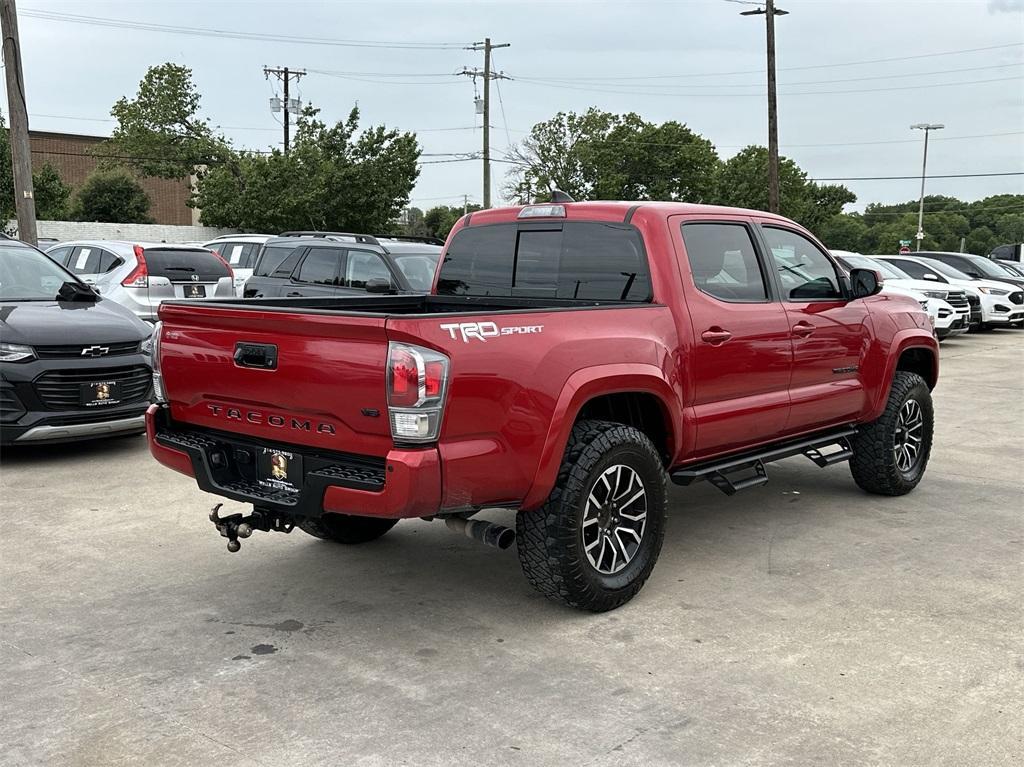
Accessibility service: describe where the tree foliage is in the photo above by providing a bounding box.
[99,63,233,180]
[505,108,720,204]
[194,106,420,232]
[1,113,72,222]
[421,204,482,240]
[69,169,152,223]
[818,194,1024,255]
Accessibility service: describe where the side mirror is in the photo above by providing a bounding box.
[365,277,394,294]
[922,273,939,281]
[849,268,883,299]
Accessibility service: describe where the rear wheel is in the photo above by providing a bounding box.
[516,420,667,612]
[298,513,398,544]
[849,371,933,496]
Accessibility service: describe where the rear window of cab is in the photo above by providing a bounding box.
[437,222,651,301]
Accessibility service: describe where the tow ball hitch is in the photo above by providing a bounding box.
[209,504,295,552]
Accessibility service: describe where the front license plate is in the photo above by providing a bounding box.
[182,284,207,298]
[80,381,121,406]
[257,447,304,492]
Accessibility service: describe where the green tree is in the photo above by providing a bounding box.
[422,203,482,240]
[194,106,420,232]
[817,212,869,251]
[505,108,720,204]
[1,113,72,222]
[69,169,152,223]
[99,63,233,181]
[716,146,856,231]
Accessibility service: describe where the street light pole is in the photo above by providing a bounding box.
[741,0,788,214]
[910,123,944,251]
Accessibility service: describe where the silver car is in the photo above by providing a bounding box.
[45,241,235,324]
[203,234,273,296]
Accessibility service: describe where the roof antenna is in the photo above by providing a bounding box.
[550,189,575,204]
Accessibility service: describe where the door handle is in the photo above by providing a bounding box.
[701,328,733,345]
[792,322,815,337]
[286,291,303,297]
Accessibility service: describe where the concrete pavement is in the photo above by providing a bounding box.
[1,330,1021,766]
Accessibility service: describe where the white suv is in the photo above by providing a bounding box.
[203,234,274,297]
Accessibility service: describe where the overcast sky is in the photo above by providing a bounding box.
[11,0,1024,213]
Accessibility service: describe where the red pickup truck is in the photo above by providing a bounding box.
[147,200,938,611]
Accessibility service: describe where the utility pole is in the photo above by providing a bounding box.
[741,1,788,214]
[1,0,37,245]
[264,66,306,153]
[910,123,944,251]
[463,194,469,217]
[460,38,510,209]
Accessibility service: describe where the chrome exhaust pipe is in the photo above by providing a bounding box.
[445,517,516,550]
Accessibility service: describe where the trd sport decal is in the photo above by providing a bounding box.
[439,321,544,343]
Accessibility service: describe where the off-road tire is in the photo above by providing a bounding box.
[298,513,398,544]
[516,419,667,612]
[849,371,933,496]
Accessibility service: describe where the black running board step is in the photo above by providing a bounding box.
[671,426,858,496]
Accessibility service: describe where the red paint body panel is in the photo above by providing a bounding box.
[149,202,939,519]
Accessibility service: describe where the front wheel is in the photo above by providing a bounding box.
[849,371,934,496]
[298,513,398,544]
[516,420,667,612]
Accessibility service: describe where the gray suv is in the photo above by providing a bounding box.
[46,241,235,324]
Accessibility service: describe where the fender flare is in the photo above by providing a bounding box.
[867,331,939,421]
[520,363,682,510]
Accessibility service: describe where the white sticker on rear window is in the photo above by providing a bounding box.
[228,245,244,264]
[75,249,92,269]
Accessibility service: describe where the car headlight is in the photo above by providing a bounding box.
[0,342,35,362]
[923,290,947,299]
[140,334,154,355]
[917,299,929,310]
[977,287,1010,295]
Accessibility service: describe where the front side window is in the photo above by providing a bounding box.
[437,222,650,301]
[345,250,392,289]
[46,246,72,266]
[680,223,768,302]
[762,227,843,301]
[294,248,342,285]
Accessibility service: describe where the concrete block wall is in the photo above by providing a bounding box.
[10,220,240,244]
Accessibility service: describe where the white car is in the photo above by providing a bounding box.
[203,234,274,297]
[877,255,1024,329]
[832,251,971,337]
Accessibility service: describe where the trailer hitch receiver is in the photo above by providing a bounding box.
[208,503,295,552]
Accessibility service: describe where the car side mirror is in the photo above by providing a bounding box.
[922,273,938,281]
[365,277,394,294]
[849,268,883,299]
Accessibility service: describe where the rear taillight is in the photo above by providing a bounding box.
[387,342,449,443]
[149,321,166,402]
[209,249,234,279]
[122,244,149,287]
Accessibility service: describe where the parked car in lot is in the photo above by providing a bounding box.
[203,234,273,297]
[242,234,442,298]
[988,242,1022,264]
[877,255,1024,329]
[147,199,939,612]
[831,252,970,339]
[0,240,153,445]
[45,241,235,324]
[917,251,1024,291]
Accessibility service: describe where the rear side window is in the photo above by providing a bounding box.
[144,248,230,282]
[294,248,343,285]
[254,245,298,277]
[437,222,651,301]
[67,246,101,275]
[220,242,260,269]
[47,246,72,266]
[680,223,768,302]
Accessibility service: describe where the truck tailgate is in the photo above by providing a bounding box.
[158,303,393,456]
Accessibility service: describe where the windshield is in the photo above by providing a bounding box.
[998,261,1024,277]
[0,244,79,301]
[843,255,908,280]
[922,259,974,281]
[965,254,1021,280]
[392,251,441,291]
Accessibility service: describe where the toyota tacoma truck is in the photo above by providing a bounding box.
[146,200,938,612]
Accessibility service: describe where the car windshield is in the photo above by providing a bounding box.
[964,254,1021,280]
[998,262,1024,277]
[0,244,79,301]
[921,259,973,281]
[391,251,441,291]
[843,255,908,280]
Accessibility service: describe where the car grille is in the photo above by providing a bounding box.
[1009,291,1023,305]
[945,291,969,310]
[35,341,140,359]
[33,365,152,410]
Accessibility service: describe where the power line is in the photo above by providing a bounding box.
[20,8,468,50]
[810,171,1024,181]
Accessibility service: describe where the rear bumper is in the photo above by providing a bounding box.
[146,405,441,519]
